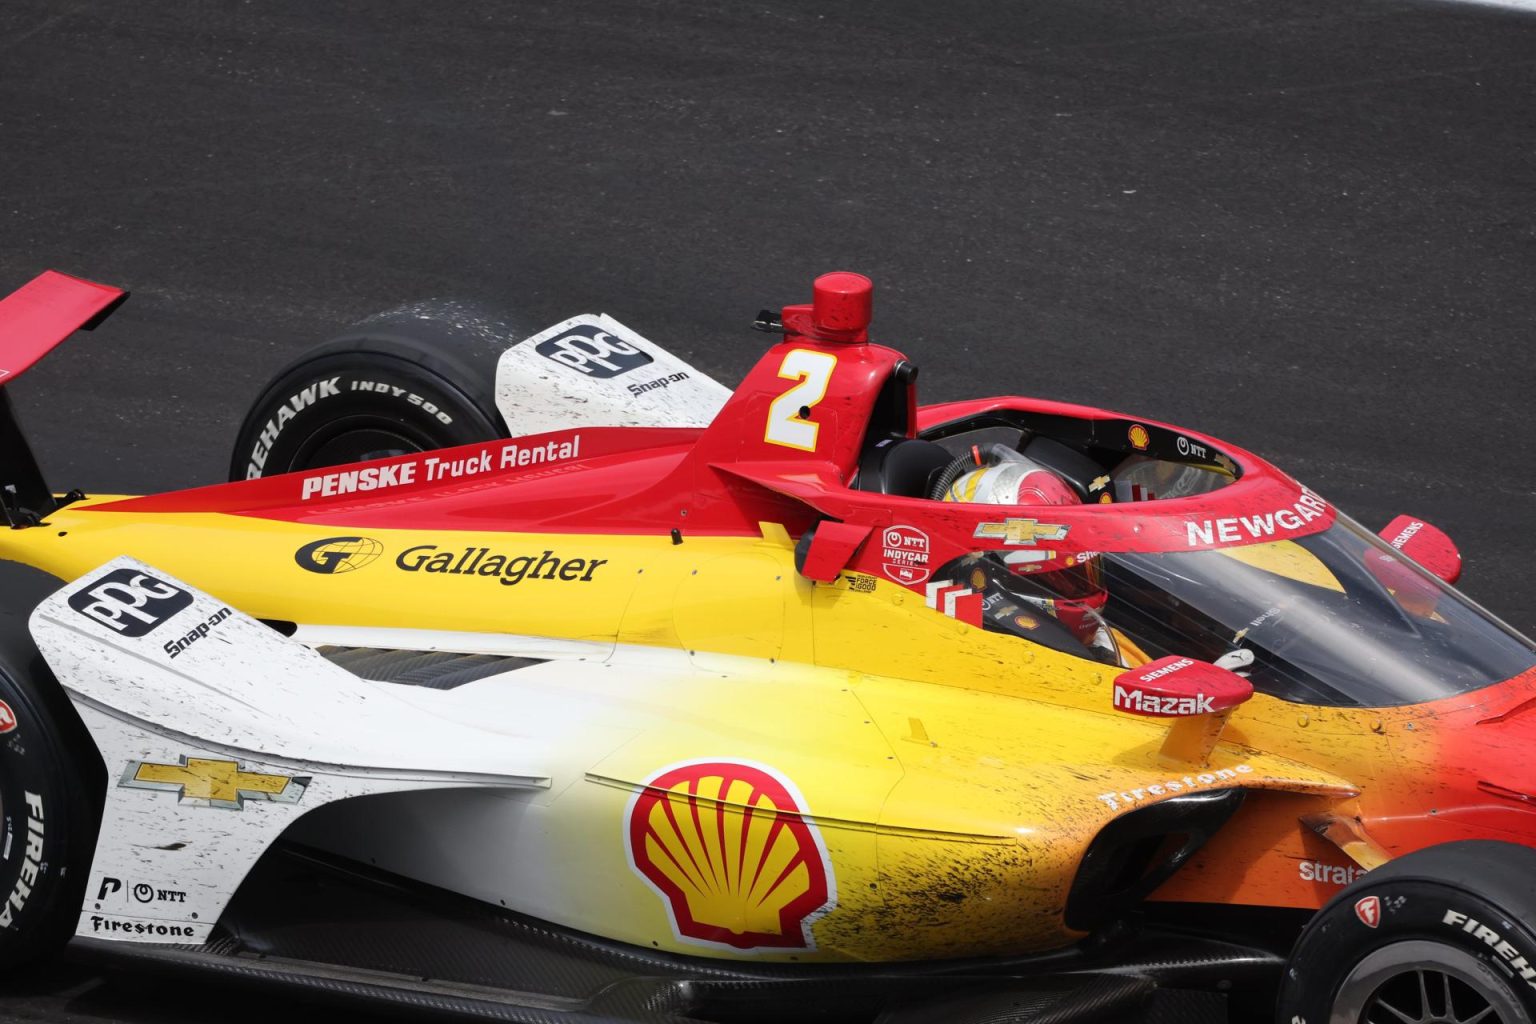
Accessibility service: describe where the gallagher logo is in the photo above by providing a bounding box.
[295,536,384,575]
[625,760,837,952]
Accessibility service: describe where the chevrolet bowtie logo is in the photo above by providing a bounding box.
[973,518,1071,547]
[120,757,309,810]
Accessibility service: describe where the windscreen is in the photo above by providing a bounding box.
[1100,515,1536,707]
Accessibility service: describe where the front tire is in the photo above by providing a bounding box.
[231,300,526,480]
[1277,840,1536,1024]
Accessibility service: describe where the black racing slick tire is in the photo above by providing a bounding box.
[1276,840,1536,1024]
[230,300,525,480]
[0,568,103,972]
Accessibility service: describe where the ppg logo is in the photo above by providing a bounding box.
[535,327,653,378]
[68,569,193,638]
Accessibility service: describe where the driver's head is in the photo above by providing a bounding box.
[942,446,1107,648]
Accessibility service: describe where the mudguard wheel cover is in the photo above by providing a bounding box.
[231,299,521,480]
[0,602,101,971]
[1278,840,1536,1024]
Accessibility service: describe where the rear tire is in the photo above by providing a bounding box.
[0,567,103,971]
[231,300,527,480]
[1277,840,1536,1024]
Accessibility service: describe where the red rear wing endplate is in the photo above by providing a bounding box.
[0,270,126,527]
[0,270,127,383]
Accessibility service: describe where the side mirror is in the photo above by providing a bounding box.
[1379,515,1461,585]
[1112,656,1253,767]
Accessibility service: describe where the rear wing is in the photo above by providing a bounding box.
[0,271,128,526]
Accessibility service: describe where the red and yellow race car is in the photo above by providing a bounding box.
[0,269,1533,1023]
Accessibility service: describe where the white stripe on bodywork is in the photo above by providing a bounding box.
[495,313,731,434]
[31,557,555,944]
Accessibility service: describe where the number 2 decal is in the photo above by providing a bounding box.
[764,349,838,451]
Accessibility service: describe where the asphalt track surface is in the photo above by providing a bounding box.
[0,1,1532,1022]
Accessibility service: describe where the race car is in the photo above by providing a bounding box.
[0,268,1534,1024]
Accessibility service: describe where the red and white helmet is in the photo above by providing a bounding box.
[942,446,1110,652]
[943,458,1079,506]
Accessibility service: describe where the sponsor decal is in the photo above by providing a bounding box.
[1089,475,1111,493]
[1128,424,1151,451]
[163,607,232,659]
[1013,613,1039,630]
[294,536,384,575]
[1113,684,1214,716]
[347,380,454,423]
[1298,860,1369,887]
[0,699,14,735]
[297,436,582,501]
[96,877,188,904]
[880,525,931,585]
[845,574,876,594]
[395,545,607,586]
[1095,764,1253,812]
[536,325,653,378]
[1355,895,1381,928]
[973,518,1070,547]
[1185,488,1331,547]
[1175,435,1208,459]
[0,792,43,928]
[68,570,193,638]
[87,916,196,938]
[1389,520,1424,549]
[1443,909,1536,989]
[120,757,309,810]
[628,371,691,397]
[625,760,836,952]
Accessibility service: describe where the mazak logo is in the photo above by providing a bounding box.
[294,536,384,575]
[67,569,193,638]
[1112,686,1214,716]
[880,525,931,585]
[1355,895,1381,928]
[536,326,653,378]
[0,699,15,735]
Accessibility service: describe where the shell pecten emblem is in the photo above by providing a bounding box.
[625,760,837,952]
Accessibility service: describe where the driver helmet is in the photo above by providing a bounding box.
[943,445,1110,651]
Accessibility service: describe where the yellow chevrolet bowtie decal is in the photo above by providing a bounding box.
[973,518,1070,546]
[120,757,309,810]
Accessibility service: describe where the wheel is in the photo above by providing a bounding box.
[231,299,526,480]
[0,564,104,971]
[1277,840,1536,1024]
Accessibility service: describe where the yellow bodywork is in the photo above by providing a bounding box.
[1,498,1362,961]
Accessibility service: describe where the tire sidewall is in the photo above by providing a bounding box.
[1279,860,1536,1022]
[232,351,504,480]
[0,650,96,968]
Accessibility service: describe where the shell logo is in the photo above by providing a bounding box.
[1127,424,1151,451]
[625,760,837,952]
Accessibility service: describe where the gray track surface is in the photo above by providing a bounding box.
[0,1,1533,1021]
